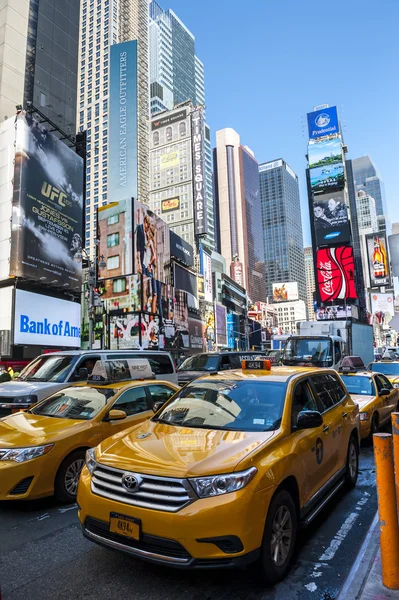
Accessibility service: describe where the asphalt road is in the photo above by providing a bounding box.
[0,445,377,600]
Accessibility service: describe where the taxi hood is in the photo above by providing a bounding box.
[0,412,89,447]
[97,419,276,478]
[352,394,374,410]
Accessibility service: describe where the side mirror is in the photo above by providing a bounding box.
[153,401,165,413]
[296,410,323,430]
[77,367,89,380]
[379,388,391,397]
[106,409,127,421]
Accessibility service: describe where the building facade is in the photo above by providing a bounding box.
[352,156,387,231]
[0,0,80,135]
[304,247,315,320]
[77,0,149,254]
[259,159,306,303]
[356,190,378,231]
[271,300,307,335]
[213,128,266,302]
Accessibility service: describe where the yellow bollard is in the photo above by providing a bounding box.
[373,432,399,589]
[392,413,399,515]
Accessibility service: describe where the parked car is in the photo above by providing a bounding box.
[177,351,266,385]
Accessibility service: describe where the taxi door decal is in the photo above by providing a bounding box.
[312,437,324,465]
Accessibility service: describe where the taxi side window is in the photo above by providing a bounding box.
[291,381,318,429]
[334,342,342,363]
[74,356,100,380]
[229,355,242,369]
[220,356,231,370]
[310,374,345,412]
[375,375,384,394]
[380,375,393,390]
[113,387,149,416]
[146,385,175,406]
[376,375,392,392]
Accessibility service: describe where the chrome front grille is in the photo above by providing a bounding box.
[91,464,197,513]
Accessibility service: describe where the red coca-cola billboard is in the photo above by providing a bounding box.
[316,246,357,302]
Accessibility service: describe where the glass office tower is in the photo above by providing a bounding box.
[351,156,387,231]
[259,159,306,302]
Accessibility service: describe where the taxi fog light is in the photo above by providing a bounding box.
[85,447,97,476]
[189,467,257,498]
[0,444,53,462]
[360,412,370,421]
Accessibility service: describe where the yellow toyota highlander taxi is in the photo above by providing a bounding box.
[0,359,178,503]
[340,368,399,441]
[78,360,359,583]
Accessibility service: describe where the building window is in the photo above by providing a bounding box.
[166,127,172,142]
[179,122,186,137]
[107,255,119,270]
[107,214,119,226]
[113,278,126,294]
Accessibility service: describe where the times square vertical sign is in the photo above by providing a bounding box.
[191,107,208,237]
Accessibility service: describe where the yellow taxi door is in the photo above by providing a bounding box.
[100,385,153,439]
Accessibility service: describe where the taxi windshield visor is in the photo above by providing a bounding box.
[31,386,116,420]
[154,379,287,432]
[340,375,375,396]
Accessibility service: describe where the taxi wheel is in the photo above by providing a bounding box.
[55,450,86,503]
[256,490,297,584]
[344,436,359,489]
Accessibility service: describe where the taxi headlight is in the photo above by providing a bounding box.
[189,467,257,498]
[12,395,38,405]
[85,447,97,476]
[360,412,370,421]
[0,444,53,462]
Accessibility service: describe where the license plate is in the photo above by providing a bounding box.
[109,513,141,540]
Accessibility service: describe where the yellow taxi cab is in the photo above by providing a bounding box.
[340,367,399,441]
[368,359,399,388]
[78,360,359,583]
[0,359,178,503]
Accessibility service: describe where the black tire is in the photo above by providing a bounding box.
[54,450,86,503]
[344,435,359,489]
[255,489,298,584]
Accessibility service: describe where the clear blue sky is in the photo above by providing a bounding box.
[167,0,399,246]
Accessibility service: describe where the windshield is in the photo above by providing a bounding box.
[341,376,376,396]
[178,355,220,372]
[18,355,75,383]
[154,379,287,432]
[32,386,116,420]
[283,338,333,367]
[369,362,399,376]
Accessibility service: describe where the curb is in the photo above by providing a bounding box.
[336,511,379,600]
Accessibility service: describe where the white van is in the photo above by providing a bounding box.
[0,350,177,417]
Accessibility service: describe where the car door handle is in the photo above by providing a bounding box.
[342,412,348,418]
[323,425,329,433]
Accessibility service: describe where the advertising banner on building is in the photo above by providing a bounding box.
[309,139,345,195]
[315,305,352,320]
[161,197,180,213]
[230,259,244,288]
[14,290,81,347]
[109,41,138,203]
[174,263,197,301]
[188,318,205,351]
[10,113,83,290]
[388,234,399,278]
[366,231,390,287]
[313,191,351,246]
[110,313,141,349]
[370,292,394,326]
[316,246,358,302]
[170,230,194,267]
[134,200,170,284]
[215,304,227,346]
[160,152,179,170]
[272,282,299,302]
[152,109,187,131]
[97,199,133,279]
[200,248,213,302]
[191,107,207,237]
[307,106,339,139]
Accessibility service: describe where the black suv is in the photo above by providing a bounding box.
[177,351,266,385]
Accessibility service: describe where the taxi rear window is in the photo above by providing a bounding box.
[340,376,375,396]
[154,379,287,432]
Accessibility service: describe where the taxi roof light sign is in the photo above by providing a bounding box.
[88,359,154,384]
[242,359,272,373]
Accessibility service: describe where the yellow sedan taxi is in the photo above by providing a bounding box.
[368,360,399,388]
[340,368,399,441]
[78,360,359,583]
[0,359,178,503]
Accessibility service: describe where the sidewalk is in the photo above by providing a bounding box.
[337,512,399,600]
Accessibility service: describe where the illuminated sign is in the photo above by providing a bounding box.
[161,197,180,213]
[316,246,357,302]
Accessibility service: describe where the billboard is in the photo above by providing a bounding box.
[316,246,358,302]
[14,290,81,347]
[215,304,227,346]
[10,113,83,290]
[170,230,194,267]
[388,234,399,278]
[134,200,170,285]
[109,41,138,203]
[307,106,339,139]
[313,191,351,246]
[174,263,197,301]
[200,248,213,302]
[230,259,244,288]
[316,305,352,321]
[272,282,299,302]
[97,199,133,279]
[191,107,207,236]
[309,141,345,196]
[161,197,180,213]
[370,293,394,326]
[110,313,140,350]
[366,232,390,287]
[152,109,187,130]
[160,152,179,170]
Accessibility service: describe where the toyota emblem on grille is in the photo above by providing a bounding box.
[122,473,142,493]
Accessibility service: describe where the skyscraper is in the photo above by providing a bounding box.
[78,0,149,253]
[352,156,387,231]
[213,128,266,302]
[259,159,306,302]
[0,0,80,135]
[304,247,315,320]
[148,1,214,249]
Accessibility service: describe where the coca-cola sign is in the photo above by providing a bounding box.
[316,246,357,302]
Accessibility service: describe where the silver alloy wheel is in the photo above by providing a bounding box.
[270,505,293,567]
[348,441,358,480]
[64,459,85,495]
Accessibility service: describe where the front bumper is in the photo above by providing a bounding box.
[78,465,273,567]
[0,455,55,500]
